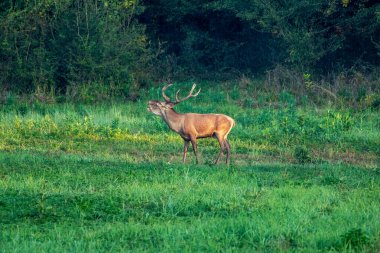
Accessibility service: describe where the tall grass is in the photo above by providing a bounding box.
[0,86,379,252]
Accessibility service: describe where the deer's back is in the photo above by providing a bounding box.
[183,113,235,138]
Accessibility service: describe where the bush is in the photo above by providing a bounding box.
[294,146,311,164]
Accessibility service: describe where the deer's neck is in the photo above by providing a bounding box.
[162,109,183,133]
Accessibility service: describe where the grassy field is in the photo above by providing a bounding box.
[0,86,379,252]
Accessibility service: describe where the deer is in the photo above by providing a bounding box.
[147,83,235,164]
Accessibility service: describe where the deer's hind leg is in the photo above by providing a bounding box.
[224,139,231,164]
[214,134,227,164]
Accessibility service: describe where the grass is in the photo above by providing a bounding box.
[0,86,379,252]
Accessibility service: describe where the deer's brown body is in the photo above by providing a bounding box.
[148,83,235,164]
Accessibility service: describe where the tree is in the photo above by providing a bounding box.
[0,0,151,95]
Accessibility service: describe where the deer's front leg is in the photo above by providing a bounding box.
[190,137,200,164]
[182,140,190,163]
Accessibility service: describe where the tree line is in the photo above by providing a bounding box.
[0,0,379,96]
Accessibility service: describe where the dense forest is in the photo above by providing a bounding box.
[0,0,379,99]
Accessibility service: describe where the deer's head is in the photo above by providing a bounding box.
[148,83,201,116]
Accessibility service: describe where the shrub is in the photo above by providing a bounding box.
[0,0,151,98]
[294,146,311,164]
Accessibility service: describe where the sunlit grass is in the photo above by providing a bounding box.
[0,100,378,165]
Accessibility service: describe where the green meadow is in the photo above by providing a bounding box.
[0,86,379,252]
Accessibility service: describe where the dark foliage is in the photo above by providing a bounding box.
[140,0,380,76]
[0,0,379,96]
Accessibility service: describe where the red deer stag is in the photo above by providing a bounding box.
[148,83,235,164]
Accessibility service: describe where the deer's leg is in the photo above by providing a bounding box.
[190,137,200,164]
[182,140,190,163]
[225,139,231,164]
[214,135,226,164]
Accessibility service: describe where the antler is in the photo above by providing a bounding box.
[161,83,201,104]
[174,83,201,104]
[161,83,173,102]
